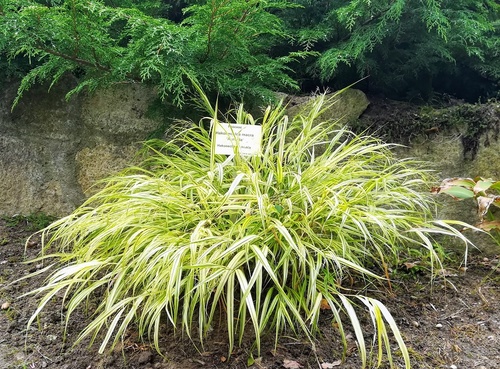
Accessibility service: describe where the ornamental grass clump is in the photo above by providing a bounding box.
[25,92,471,368]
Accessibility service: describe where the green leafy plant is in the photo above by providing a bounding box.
[432,177,500,233]
[0,0,304,107]
[24,91,472,368]
[1,1,499,104]
[281,0,500,100]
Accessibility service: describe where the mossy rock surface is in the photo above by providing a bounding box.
[356,96,500,255]
[282,89,370,126]
[356,97,500,159]
[0,78,163,216]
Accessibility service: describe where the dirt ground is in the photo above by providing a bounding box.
[1,215,500,369]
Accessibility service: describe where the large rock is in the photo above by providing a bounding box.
[0,77,161,216]
[282,89,370,126]
[402,122,500,254]
[0,85,371,217]
[357,98,500,255]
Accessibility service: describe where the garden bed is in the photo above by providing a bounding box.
[1,218,499,369]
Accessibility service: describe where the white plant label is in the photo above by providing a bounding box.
[213,122,262,156]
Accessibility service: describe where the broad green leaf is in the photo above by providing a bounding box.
[445,178,476,189]
[489,181,500,192]
[474,180,493,194]
[440,186,475,199]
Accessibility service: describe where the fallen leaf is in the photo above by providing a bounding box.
[403,262,418,270]
[430,186,441,194]
[320,298,331,310]
[26,239,38,248]
[437,269,457,277]
[283,359,303,368]
[476,220,500,232]
[321,360,342,368]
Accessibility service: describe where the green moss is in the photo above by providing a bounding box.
[2,213,57,231]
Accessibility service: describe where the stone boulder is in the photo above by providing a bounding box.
[0,85,371,217]
[357,98,500,255]
[0,77,161,216]
[281,89,370,126]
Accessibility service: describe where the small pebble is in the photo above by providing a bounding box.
[137,350,153,365]
[1,302,11,310]
[449,365,457,369]
[435,323,443,328]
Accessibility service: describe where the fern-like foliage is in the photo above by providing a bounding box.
[1,0,498,102]
[0,0,305,106]
[281,0,500,99]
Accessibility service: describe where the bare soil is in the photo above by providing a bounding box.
[1,216,500,369]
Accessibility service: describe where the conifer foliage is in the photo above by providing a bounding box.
[0,0,302,106]
[282,0,500,98]
[0,0,498,104]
